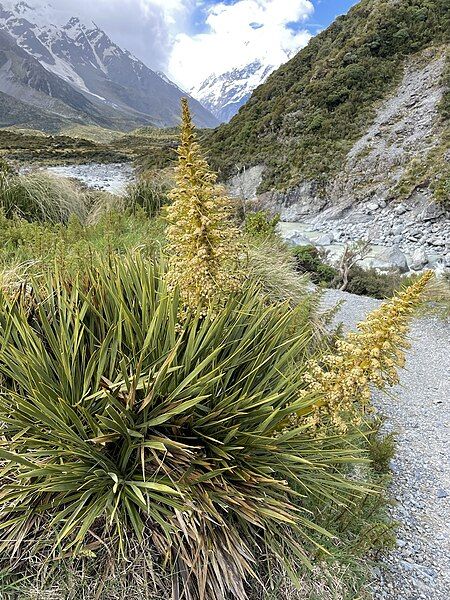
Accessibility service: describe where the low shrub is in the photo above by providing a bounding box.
[292,245,338,286]
[291,245,422,300]
[244,210,281,239]
[345,266,419,299]
[368,425,397,475]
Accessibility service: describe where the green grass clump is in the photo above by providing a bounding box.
[0,252,375,599]
[123,173,171,218]
[0,209,165,283]
[0,170,88,223]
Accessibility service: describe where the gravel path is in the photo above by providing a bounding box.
[322,290,450,600]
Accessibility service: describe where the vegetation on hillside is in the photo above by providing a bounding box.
[0,125,178,170]
[206,0,450,191]
[0,101,433,599]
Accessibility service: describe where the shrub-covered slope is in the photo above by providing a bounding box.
[207,0,450,192]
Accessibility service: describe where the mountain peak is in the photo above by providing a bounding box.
[0,1,66,27]
[191,58,281,123]
[0,0,218,130]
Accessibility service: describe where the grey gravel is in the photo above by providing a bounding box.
[322,289,450,600]
[46,162,134,195]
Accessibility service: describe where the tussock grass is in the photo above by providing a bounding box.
[1,171,88,223]
[123,173,171,218]
[246,237,311,303]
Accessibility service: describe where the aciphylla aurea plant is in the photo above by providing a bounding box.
[298,271,433,432]
[165,98,242,309]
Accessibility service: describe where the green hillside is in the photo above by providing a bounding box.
[207,0,450,191]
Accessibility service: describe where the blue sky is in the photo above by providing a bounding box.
[189,1,359,35]
[311,1,359,30]
[167,1,361,88]
[50,0,360,88]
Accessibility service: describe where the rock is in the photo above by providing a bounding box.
[316,233,334,245]
[348,212,374,223]
[228,165,265,200]
[429,237,446,247]
[386,246,409,272]
[418,202,445,222]
[367,201,380,212]
[409,248,429,271]
[437,489,448,499]
[426,252,442,267]
[395,204,408,215]
[284,232,313,247]
[392,224,405,235]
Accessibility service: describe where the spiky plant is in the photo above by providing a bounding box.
[0,252,368,600]
[299,271,434,431]
[165,99,242,309]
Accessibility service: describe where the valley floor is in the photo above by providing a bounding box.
[323,290,450,600]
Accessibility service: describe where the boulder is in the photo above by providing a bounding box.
[386,246,409,272]
[392,224,404,235]
[395,204,408,215]
[366,201,380,212]
[369,245,409,272]
[418,202,445,222]
[426,252,442,268]
[409,248,429,271]
[284,232,313,247]
[316,233,335,246]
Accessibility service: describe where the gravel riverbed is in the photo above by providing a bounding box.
[45,163,134,195]
[322,289,450,600]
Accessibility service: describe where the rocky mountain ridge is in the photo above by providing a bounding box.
[0,1,218,131]
[191,59,281,123]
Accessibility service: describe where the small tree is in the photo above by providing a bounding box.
[338,240,371,291]
[165,99,242,309]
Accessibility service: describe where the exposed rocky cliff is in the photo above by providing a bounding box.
[229,46,450,273]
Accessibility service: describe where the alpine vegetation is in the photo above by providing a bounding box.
[300,271,434,432]
[166,99,242,309]
[0,101,433,600]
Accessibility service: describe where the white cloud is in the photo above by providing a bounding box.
[15,1,314,89]
[31,0,184,70]
[168,0,314,89]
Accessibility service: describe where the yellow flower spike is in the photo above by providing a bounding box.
[298,271,433,432]
[165,98,243,310]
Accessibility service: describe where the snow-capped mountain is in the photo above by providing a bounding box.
[191,57,289,123]
[0,1,218,131]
